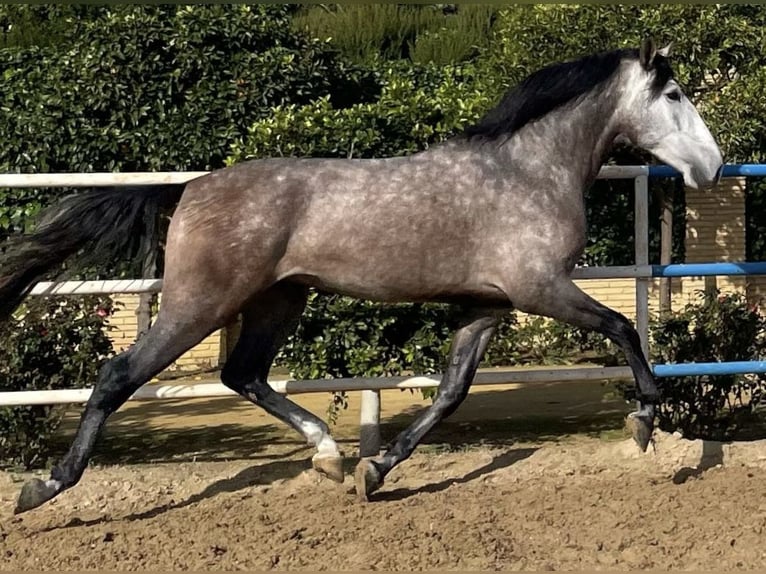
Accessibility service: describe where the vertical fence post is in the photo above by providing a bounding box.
[136,246,157,339]
[634,174,650,360]
[359,389,382,457]
[658,184,674,317]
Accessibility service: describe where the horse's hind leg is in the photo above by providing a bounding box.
[518,277,658,451]
[14,306,227,514]
[354,305,503,500]
[220,282,344,483]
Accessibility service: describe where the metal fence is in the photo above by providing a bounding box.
[2,165,766,455]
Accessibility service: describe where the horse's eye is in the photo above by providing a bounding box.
[666,90,682,102]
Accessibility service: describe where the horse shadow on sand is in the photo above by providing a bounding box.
[370,447,537,502]
[45,445,535,530]
[671,439,725,484]
[45,451,313,531]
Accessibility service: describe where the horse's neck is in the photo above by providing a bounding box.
[498,94,619,188]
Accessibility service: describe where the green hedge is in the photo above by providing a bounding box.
[228,62,490,163]
[0,4,378,239]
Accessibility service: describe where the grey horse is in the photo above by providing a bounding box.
[1,38,722,513]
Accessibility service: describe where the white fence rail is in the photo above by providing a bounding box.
[0,167,682,455]
[25,265,666,297]
[0,366,635,407]
[1,172,209,188]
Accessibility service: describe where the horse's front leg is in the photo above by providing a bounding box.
[354,305,504,500]
[516,276,659,451]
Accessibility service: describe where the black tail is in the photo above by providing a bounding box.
[0,184,186,320]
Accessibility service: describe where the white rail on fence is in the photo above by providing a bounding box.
[0,172,209,187]
[24,266,668,296]
[0,165,651,189]
[0,367,634,406]
[31,278,163,296]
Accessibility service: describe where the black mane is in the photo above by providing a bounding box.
[463,47,673,140]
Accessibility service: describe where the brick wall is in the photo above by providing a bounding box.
[105,293,222,372]
[748,276,766,305]
[107,294,140,353]
[680,175,748,301]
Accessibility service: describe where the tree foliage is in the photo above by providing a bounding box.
[0,5,81,50]
[291,4,498,66]
[483,5,766,162]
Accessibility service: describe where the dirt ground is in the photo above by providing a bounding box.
[3,380,766,570]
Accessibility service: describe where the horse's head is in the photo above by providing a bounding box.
[616,38,723,189]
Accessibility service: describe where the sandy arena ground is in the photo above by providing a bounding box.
[3,380,766,570]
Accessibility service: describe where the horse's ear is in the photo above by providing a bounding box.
[657,42,673,58]
[639,37,658,69]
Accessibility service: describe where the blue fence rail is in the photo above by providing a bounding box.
[650,262,766,278]
[639,164,766,377]
[649,163,766,178]
[654,361,766,378]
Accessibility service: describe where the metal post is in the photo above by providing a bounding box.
[659,185,674,317]
[136,214,160,340]
[634,174,650,360]
[359,389,382,457]
[136,252,157,339]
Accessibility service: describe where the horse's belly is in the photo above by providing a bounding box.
[280,260,505,305]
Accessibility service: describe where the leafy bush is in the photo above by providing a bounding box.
[274,291,613,419]
[278,294,460,381]
[619,290,766,441]
[275,294,463,418]
[484,317,613,367]
[227,62,491,163]
[0,296,115,469]
[0,4,379,241]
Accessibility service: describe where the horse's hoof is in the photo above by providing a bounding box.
[14,478,59,514]
[627,411,654,452]
[312,453,345,483]
[354,458,383,502]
